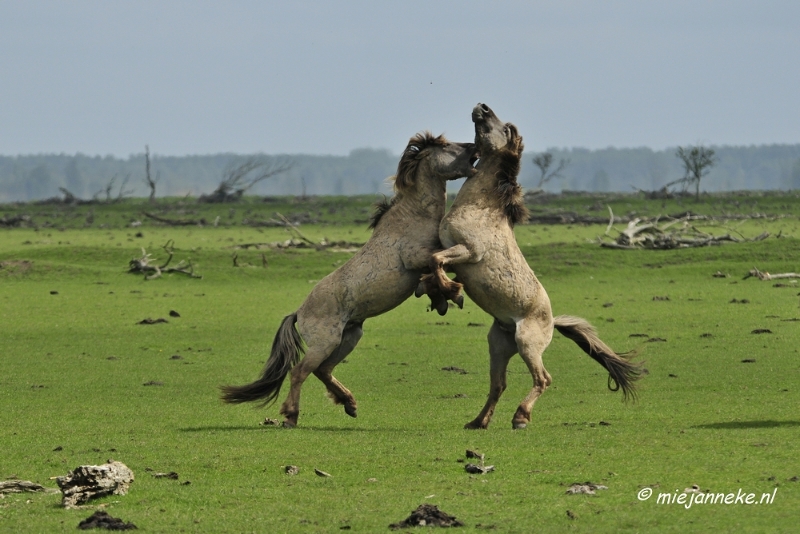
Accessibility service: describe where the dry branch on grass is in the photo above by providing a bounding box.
[234,213,364,251]
[599,207,770,250]
[128,240,201,280]
[744,267,800,281]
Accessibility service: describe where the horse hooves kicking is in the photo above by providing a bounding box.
[453,293,464,309]
[435,297,449,316]
[345,405,357,418]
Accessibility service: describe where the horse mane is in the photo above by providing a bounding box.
[368,132,448,229]
[494,123,529,226]
[368,195,394,230]
[394,131,448,190]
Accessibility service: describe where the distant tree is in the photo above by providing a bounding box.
[64,157,84,198]
[87,173,134,203]
[199,157,294,203]
[670,144,717,200]
[532,152,570,190]
[143,145,159,203]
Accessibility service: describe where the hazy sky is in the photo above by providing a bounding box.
[2,1,799,157]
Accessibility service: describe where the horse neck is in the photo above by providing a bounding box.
[451,157,503,211]
[394,170,447,221]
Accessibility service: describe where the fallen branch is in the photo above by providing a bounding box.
[128,240,201,279]
[744,267,800,281]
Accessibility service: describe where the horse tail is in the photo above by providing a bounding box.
[553,315,643,401]
[220,313,305,406]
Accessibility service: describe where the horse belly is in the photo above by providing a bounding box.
[343,256,418,320]
[455,253,541,322]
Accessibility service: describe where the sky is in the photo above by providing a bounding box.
[1,1,799,158]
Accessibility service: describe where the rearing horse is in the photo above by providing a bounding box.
[425,104,643,429]
[221,133,477,427]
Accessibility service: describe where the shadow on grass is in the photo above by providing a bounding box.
[692,420,800,430]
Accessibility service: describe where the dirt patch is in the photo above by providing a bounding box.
[390,504,464,529]
[441,366,468,375]
[78,511,137,530]
[0,260,33,274]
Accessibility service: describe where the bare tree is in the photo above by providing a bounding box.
[143,145,159,203]
[532,152,570,189]
[668,144,717,200]
[199,157,294,203]
[94,174,135,203]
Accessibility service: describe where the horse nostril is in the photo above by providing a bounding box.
[480,103,489,112]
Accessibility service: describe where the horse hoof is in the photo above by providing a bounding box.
[464,421,487,430]
[453,293,464,309]
[281,420,297,429]
[345,406,357,418]
[414,284,425,298]
[512,422,527,430]
[435,299,449,316]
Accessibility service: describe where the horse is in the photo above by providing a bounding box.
[424,104,643,429]
[221,132,477,427]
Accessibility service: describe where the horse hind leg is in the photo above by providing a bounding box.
[279,329,343,428]
[465,321,517,429]
[313,323,363,418]
[511,318,554,429]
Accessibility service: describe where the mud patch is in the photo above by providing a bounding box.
[390,504,464,529]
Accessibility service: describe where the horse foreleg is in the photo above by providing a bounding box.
[430,244,475,306]
[314,324,363,418]
[511,318,554,429]
[465,321,518,429]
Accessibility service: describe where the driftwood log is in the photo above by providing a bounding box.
[56,460,134,508]
[128,240,201,280]
[600,207,770,250]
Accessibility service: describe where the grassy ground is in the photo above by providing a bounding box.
[1,194,799,532]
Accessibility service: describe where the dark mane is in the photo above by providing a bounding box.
[368,195,395,230]
[368,132,448,229]
[394,131,448,190]
[495,123,529,226]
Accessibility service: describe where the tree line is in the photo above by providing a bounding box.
[2,144,800,202]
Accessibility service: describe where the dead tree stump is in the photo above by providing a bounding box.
[56,460,134,508]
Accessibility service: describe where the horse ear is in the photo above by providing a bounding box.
[506,123,524,155]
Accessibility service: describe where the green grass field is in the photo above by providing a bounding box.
[1,194,799,532]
